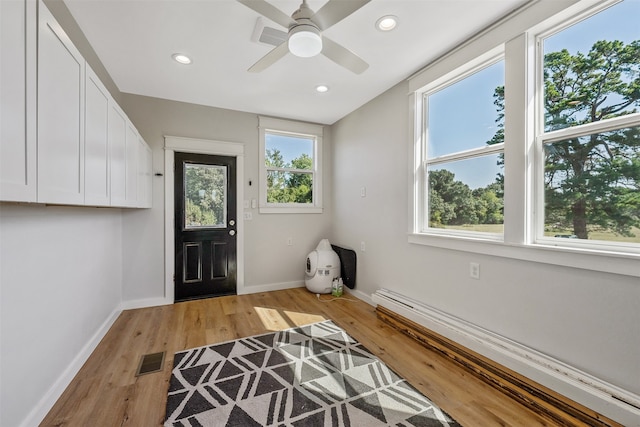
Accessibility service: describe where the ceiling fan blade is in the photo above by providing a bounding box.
[248,42,289,73]
[321,37,368,74]
[312,0,371,31]
[237,0,296,29]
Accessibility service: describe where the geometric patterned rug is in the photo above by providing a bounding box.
[164,320,462,426]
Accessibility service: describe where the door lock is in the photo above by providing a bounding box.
[229,219,235,226]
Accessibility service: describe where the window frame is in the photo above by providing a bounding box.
[258,116,323,214]
[408,0,640,277]
[416,49,506,241]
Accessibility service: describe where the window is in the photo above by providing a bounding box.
[535,0,640,251]
[419,54,505,239]
[409,0,640,273]
[259,117,323,213]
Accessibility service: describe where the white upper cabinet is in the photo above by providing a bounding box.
[84,65,110,206]
[125,122,139,207]
[138,137,153,208]
[109,102,127,207]
[37,0,85,204]
[0,0,37,202]
[0,0,152,208]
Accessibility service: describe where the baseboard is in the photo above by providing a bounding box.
[372,288,640,427]
[120,296,172,310]
[21,307,121,427]
[239,280,305,295]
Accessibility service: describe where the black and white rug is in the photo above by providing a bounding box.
[165,320,461,426]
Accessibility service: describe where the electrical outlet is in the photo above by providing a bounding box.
[287,237,293,246]
[243,212,252,220]
[469,262,480,279]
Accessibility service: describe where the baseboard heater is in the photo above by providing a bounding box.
[372,288,640,427]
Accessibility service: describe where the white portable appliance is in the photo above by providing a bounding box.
[305,239,340,294]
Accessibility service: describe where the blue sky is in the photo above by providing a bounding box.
[265,133,313,166]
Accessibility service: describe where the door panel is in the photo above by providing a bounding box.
[175,152,237,301]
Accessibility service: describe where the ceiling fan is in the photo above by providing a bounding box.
[237,0,370,74]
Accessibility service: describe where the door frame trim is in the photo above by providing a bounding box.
[164,136,245,302]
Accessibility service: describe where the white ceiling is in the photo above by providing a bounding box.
[64,0,528,125]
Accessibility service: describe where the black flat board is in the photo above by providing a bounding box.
[331,245,357,289]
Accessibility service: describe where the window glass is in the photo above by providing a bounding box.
[264,132,315,205]
[540,0,640,246]
[428,60,504,158]
[184,164,226,229]
[423,58,505,237]
[543,1,640,132]
[543,125,640,243]
[428,154,504,232]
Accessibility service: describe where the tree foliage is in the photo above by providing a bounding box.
[429,169,503,227]
[266,149,313,203]
[185,165,225,227]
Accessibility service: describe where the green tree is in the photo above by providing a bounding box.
[491,39,640,239]
[265,150,313,204]
[429,169,478,226]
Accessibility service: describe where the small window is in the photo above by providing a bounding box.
[259,117,323,213]
[421,57,505,238]
[536,0,640,249]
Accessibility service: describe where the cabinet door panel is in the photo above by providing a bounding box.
[84,66,110,206]
[109,103,127,206]
[125,123,138,207]
[0,0,36,202]
[37,2,84,204]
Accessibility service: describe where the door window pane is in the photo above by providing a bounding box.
[184,163,227,229]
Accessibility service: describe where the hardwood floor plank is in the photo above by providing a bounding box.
[41,288,566,426]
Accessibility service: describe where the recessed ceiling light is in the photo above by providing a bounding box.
[376,15,398,32]
[316,85,329,93]
[172,53,192,65]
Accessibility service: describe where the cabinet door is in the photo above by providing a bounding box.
[0,0,37,202]
[37,0,85,204]
[84,65,110,206]
[125,122,138,207]
[137,138,152,208]
[109,102,127,206]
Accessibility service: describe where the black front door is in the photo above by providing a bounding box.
[174,152,237,301]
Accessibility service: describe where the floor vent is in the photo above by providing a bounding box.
[135,351,165,376]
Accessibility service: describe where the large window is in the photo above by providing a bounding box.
[259,117,323,213]
[410,0,640,270]
[420,55,505,238]
[536,0,640,250]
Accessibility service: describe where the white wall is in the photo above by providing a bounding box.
[330,81,640,398]
[0,204,123,427]
[119,94,333,299]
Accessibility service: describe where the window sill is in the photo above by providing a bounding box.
[408,232,640,278]
[259,206,323,214]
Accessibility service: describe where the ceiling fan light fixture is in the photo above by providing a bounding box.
[288,24,322,58]
[376,15,398,32]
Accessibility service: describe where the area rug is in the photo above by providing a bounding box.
[164,320,461,426]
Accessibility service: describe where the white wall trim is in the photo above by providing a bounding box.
[21,307,121,427]
[240,281,304,295]
[164,136,246,301]
[120,297,172,311]
[372,288,640,426]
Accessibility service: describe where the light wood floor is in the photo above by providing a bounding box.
[42,288,558,426]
